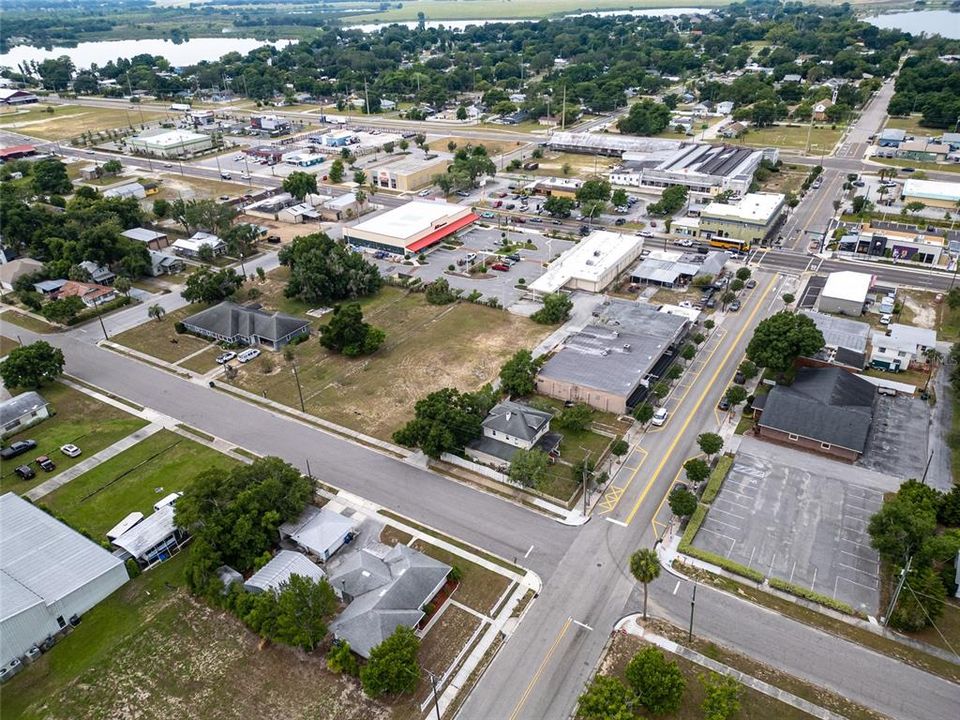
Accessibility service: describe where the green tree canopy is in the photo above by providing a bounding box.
[669,486,698,517]
[576,675,636,720]
[509,448,549,488]
[282,170,318,200]
[319,303,386,357]
[543,195,575,218]
[499,349,538,397]
[629,548,661,620]
[618,98,672,136]
[182,267,243,304]
[0,341,65,389]
[360,625,421,698]
[32,158,72,195]
[745,311,824,372]
[279,233,381,305]
[531,293,573,324]
[697,432,723,458]
[576,179,612,205]
[41,295,85,324]
[684,458,710,484]
[329,158,345,183]
[393,386,497,458]
[701,672,742,720]
[625,646,686,714]
[272,573,338,650]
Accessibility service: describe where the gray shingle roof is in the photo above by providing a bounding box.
[183,301,310,344]
[759,367,875,453]
[0,392,49,426]
[482,401,552,442]
[329,545,450,658]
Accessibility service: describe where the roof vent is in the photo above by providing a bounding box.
[601,349,609,356]
[594,250,601,257]
[624,343,631,351]
[505,411,512,421]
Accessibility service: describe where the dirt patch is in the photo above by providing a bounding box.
[902,294,936,329]
[419,604,483,677]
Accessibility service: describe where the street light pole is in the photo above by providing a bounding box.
[687,581,697,642]
[94,296,109,341]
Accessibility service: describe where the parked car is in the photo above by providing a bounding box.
[220,171,232,180]
[60,444,81,458]
[1,440,37,460]
[481,211,496,219]
[14,465,35,480]
[465,252,478,263]
[677,238,694,247]
[505,203,515,210]
[490,263,510,272]
[241,173,251,180]
[852,180,865,187]
[639,230,653,238]
[36,455,55,472]
[237,348,261,363]
[651,407,668,426]
[579,225,591,236]
[417,189,432,197]
[552,219,563,225]
[734,371,746,384]
[614,218,626,226]
[706,297,717,309]
[901,167,916,173]
[216,351,237,364]
[507,253,521,262]
[455,191,470,197]
[745,279,757,289]
[728,300,741,312]
[530,217,543,223]
[880,313,892,325]
[718,396,731,411]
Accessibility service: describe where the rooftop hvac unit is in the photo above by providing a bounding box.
[623,343,631,351]
[593,250,601,256]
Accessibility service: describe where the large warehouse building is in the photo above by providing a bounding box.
[529,230,643,295]
[129,128,213,158]
[342,200,477,257]
[901,179,960,210]
[609,143,765,197]
[1,493,129,667]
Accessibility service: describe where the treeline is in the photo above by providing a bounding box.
[888,53,960,129]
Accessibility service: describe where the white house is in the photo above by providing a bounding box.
[278,506,356,562]
[170,232,227,258]
[870,324,937,372]
[1,392,51,439]
[465,400,561,469]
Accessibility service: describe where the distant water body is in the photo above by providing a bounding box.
[865,10,960,40]
[0,38,293,70]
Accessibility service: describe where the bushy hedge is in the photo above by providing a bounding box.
[701,455,734,505]
[768,577,857,615]
[678,505,765,583]
[66,295,133,326]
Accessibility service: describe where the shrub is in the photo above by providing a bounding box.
[700,455,734,505]
[768,577,857,615]
[125,558,141,579]
[174,321,186,334]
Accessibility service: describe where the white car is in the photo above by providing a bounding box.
[879,313,892,325]
[677,239,694,247]
[241,173,251,180]
[215,351,237,364]
[678,300,693,309]
[237,348,261,363]
[163,162,173,168]
[60,444,82,458]
[651,408,668,426]
[639,230,653,238]
[418,189,432,197]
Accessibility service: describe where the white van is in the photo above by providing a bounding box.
[238,348,261,363]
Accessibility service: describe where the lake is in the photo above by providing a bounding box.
[866,10,960,39]
[0,37,293,70]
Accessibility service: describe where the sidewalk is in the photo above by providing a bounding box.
[614,615,849,720]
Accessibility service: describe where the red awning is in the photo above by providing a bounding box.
[0,144,36,158]
[406,213,478,253]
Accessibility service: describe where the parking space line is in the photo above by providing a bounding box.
[697,526,738,544]
[837,576,879,591]
[709,506,746,520]
[704,516,741,531]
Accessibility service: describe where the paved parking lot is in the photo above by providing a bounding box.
[694,450,882,614]
[859,393,932,482]
[797,275,825,309]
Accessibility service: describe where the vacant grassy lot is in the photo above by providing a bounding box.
[228,285,551,439]
[735,124,842,155]
[41,429,238,539]
[0,382,147,495]
[884,115,937,138]
[427,137,527,157]
[153,174,252,202]
[0,104,168,141]
[112,303,213,363]
[179,346,224,374]
[0,334,20,356]
[0,554,385,720]
[419,604,483,677]
[600,630,817,720]
[528,150,618,179]
[759,164,808,195]
[2,309,61,334]
[412,540,511,616]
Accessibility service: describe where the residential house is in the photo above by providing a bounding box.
[877,128,906,148]
[55,280,118,307]
[719,121,747,139]
[77,261,115,285]
[147,250,184,277]
[182,301,310,350]
[781,73,803,84]
[754,366,876,462]
[328,544,450,658]
[121,227,169,250]
[32,279,67,296]
[1,391,51,439]
[870,323,937,372]
[465,400,561,469]
[103,182,146,200]
[279,506,356,562]
[0,89,39,105]
[112,505,188,569]
[170,232,226,258]
[0,257,43,292]
[244,550,326,594]
[812,99,834,122]
[716,101,735,115]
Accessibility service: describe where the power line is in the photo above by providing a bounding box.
[902,580,959,659]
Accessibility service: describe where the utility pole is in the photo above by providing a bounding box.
[883,556,912,627]
[921,450,934,485]
[94,296,109,341]
[688,581,697,642]
[427,669,442,720]
[292,363,305,412]
[582,450,592,516]
[561,85,567,132]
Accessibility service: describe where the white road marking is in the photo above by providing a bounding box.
[524,544,535,558]
[573,619,594,632]
[673,581,681,596]
[606,517,628,527]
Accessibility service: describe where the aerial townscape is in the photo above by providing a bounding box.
[2,0,960,718]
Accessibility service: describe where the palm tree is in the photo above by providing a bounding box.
[148,304,166,322]
[629,548,661,621]
[114,277,132,296]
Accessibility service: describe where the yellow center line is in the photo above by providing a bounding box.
[623,274,778,526]
[509,616,573,720]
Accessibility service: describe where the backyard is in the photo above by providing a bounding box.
[40,428,239,539]
[0,382,147,495]
[226,284,552,439]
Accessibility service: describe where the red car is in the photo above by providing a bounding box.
[491,263,510,271]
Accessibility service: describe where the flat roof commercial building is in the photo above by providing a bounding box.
[528,230,644,295]
[837,222,947,265]
[342,200,477,257]
[547,132,681,157]
[128,128,213,159]
[610,143,764,197]
[698,192,785,250]
[902,179,960,210]
[536,299,690,414]
[1,493,129,667]
[368,152,452,192]
[817,271,874,316]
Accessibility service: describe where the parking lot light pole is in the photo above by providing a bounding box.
[688,581,697,642]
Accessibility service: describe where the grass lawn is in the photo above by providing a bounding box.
[112,304,213,364]
[152,173,252,202]
[884,115,939,138]
[0,553,385,720]
[759,164,808,196]
[0,334,20,356]
[379,524,414,547]
[41,429,238,539]
[0,382,147,495]
[178,346,223,374]
[2,309,61,334]
[0,103,168,141]
[427,137,527,157]
[863,366,930,388]
[600,629,819,720]
[734,123,841,155]
[242,266,315,317]
[412,540,511,616]
[875,157,960,174]
[228,286,551,439]
[419,605,483,677]
[527,150,618,179]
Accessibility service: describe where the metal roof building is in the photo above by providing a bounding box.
[528,230,644,295]
[1,493,129,666]
[279,506,356,562]
[244,550,326,594]
[112,504,187,568]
